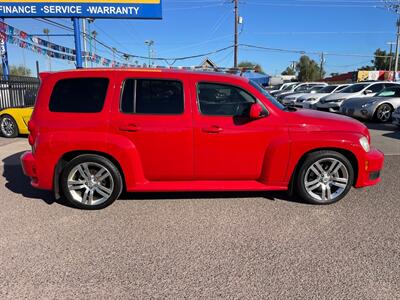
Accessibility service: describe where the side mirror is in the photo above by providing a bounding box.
[250,103,264,119]
[364,89,373,95]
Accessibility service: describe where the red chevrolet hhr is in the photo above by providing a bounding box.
[21,69,384,209]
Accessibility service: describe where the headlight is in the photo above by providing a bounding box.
[307,98,316,102]
[361,101,377,108]
[359,136,370,152]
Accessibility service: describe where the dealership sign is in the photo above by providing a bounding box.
[0,0,162,19]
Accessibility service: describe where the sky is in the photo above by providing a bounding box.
[2,0,400,76]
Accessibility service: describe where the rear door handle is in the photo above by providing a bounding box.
[119,124,140,132]
[202,126,224,134]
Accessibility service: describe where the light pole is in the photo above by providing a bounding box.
[87,18,95,67]
[234,0,238,68]
[91,30,98,66]
[145,40,154,67]
[43,28,51,71]
[82,18,88,68]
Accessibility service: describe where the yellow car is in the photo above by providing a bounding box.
[0,107,33,138]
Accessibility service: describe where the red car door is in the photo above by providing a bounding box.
[192,78,279,180]
[110,72,193,181]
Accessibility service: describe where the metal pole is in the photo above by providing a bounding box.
[234,0,238,68]
[73,18,83,69]
[0,17,10,80]
[82,18,88,68]
[394,17,400,81]
[320,52,324,79]
[36,60,40,78]
[388,42,393,72]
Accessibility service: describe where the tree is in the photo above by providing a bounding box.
[358,48,391,71]
[1,65,32,76]
[296,55,324,82]
[238,61,265,74]
[281,66,296,76]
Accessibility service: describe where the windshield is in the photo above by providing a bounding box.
[282,84,295,91]
[318,85,337,93]
[308,86,325,93]
[250,81,285,110]
[340,84,369,93]
[377,86,400,97]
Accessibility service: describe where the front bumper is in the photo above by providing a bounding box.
[355,148,384,188]
[21,151,39,188]
[340,106,372,120]
[316,102,342,113]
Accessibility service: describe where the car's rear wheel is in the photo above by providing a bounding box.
[0,115,18,138]
[296,151,354,205]
[375,104,393,123]
[60,155,123,210]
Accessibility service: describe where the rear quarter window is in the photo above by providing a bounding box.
[49,78,109,113]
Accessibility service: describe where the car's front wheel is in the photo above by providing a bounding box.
[375,103,393,123]
[296,151,354,205]
[0,115,18,138]
[60,155,123,209]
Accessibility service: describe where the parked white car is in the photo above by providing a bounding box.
[281,85,327,106]
[269,82,298,96]
[295,84,350,108]
[276,82,328,101]
[315,82,400,113]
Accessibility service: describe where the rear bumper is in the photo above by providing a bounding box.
[21,151,39,188]
[355,148,384,188]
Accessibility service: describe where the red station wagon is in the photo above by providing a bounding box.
[21,69,384,209]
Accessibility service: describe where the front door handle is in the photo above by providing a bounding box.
[202,126,224,134]
[119,124,140,132]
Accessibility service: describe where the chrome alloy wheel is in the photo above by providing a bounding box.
[67,162,114,206]
[1,117,15,137]
[304,158,349,202]
[376,104,392,122]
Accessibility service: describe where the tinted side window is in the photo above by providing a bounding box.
[121,79,184,114]
[369,84,385,93]
[50,78,109,113]
[197,83,255,116]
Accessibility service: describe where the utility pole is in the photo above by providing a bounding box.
[234,0,239,68]
[387,41,395,72]
[383,1,400,81]
[43,28,51,71]
[394,18,400,80]
[320,52,325,79]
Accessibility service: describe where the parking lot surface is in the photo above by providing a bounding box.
[0,123,399,299]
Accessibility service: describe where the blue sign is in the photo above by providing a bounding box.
[0,0,162,19]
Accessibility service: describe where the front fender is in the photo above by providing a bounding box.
[285,131,366,183]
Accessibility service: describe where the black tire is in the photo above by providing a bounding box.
[374,103,393,123]
[60,154,123,210]
[0,115,19,138]
[296,151,354,205]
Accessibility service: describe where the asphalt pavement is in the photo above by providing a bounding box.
[0,123,399,299]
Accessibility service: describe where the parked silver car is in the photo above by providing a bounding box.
[316,82,399,113]
[341,86,400,122]
[295,84,350,108]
